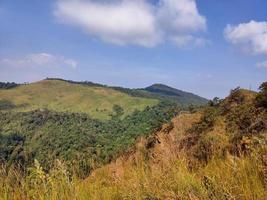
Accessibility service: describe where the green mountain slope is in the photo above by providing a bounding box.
[144,83,208,105]
[0,80,159,120]
[0,101,176,177]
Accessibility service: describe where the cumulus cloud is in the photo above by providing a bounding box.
[54,0,207,47]
[157,0,206,33]
[0,53,78,69]
[224,20,267,55]
[256,61,267,69]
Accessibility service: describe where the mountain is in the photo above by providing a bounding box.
[144,83,208,105]
[0,79,208,121]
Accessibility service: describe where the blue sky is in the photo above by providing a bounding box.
[0,0,267,99]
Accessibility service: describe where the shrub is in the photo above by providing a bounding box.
[0,100,16,110]
[256,82,267,109]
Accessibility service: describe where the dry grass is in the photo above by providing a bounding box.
[1,151,265,200]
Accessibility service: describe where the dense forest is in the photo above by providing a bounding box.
[0,101,177,177]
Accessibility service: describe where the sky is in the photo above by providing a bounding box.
[0,0,267,99]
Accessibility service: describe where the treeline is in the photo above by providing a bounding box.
[0,82,18,89]
[0,101,177,177]
[45,78,105,87]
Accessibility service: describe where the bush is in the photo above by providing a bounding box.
[256,82,267,109]
[0,100,16,110]
[193,132,228,164]
[188,107,218,135]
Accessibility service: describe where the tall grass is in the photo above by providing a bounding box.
[0,151,266,200]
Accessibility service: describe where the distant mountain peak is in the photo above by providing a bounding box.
[144,83,208,105]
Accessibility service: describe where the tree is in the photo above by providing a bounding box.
[256,82,267,108]
[110,105,124,119]
[208,97,221,107]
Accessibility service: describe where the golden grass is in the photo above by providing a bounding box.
[0,80,159,120]
[1,153,265,200]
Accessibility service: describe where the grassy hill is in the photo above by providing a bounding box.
[0,79,159,120]
[46,78,209,106]
[0,79,209,120]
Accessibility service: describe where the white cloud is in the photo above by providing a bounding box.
[157,0,206,33]
[224,20,267,55]
[256,61,267,69]
[54,0,207,47]
[0,53,78,69]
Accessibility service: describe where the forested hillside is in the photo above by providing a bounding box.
[0,101,177,177]
[144,83,208,105]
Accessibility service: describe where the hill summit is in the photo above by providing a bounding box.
[145,83,208,105]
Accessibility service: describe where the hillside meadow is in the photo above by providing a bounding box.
[0,80,159,120]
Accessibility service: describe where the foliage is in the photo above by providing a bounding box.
[144,84,208,106]
[188,107,218,135]
[208,97,221,107]
[256,81,267,109]
[183,86,267,164]
[0,82,18,89]
[110,104,124,119]
[0,133,26,167]
[0,100,16,110]
[0,101,176,177]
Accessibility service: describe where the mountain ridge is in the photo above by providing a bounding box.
[0,79,208,117]
[144,83,208,104]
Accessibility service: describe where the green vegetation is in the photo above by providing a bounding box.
[0,82,18,89]
[0,100,16,110]
[0,80,159,120]
[144,83,208,105]
[0,101,176,177]
[256,81,267,109]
